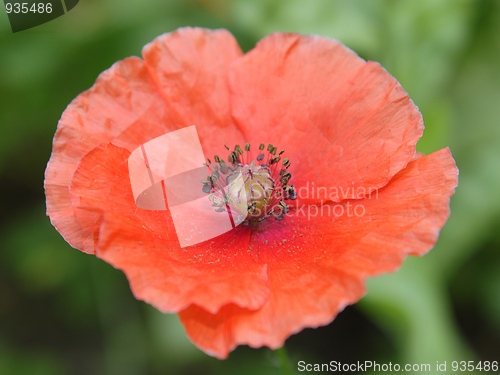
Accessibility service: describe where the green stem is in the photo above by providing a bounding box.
[275,346,293,375]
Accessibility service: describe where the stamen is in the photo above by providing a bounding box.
[235,145,243,155]
[284,185,297,200]
[281,171,292,185]
[201,142,295,224]
[269,156,281,165]
[202,184,211,194]
[219,160,228,174]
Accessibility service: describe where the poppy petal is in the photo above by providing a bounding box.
[179,148,457,358]
[45,57,174,254]
[46,27,248,255]
[229,33,424,202]
[142,27,246,158]
[70,143,270,314]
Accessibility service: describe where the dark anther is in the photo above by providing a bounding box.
[245,143,250,151]
[229,151,239,163]
[278,200,288,212]
[202,184,212,194]
[224,145,230,150]
[283,158,290,168]
[214,155,221,163]
[279,150,285,155]
[281,171,292,185]
[267,144,273,151]
[247,202,256,214]
[275,213,284,221]
[259,143,265,150]
[257,154,265,161]
[285,185,297,200]
[270,147,277,156]
[215,207,226,213]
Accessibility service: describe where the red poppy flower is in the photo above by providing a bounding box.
[45,27,458,359]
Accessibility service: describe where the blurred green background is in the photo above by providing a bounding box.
[1,0,499,374]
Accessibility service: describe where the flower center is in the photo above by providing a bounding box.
[201,143,296,224]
